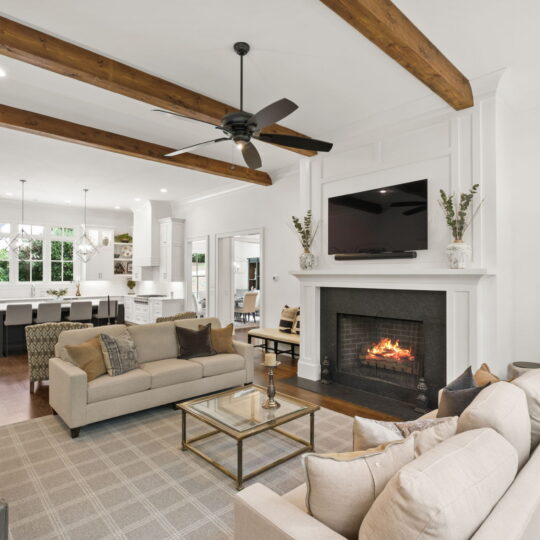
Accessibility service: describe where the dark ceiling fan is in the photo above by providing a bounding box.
[154,42,333,170]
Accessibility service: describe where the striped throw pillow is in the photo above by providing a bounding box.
[292,309,300,335]
[279,305,299,334]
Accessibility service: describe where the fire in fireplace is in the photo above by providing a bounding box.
[362,337,416,374]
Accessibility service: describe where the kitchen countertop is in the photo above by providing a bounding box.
[0,296,125,311]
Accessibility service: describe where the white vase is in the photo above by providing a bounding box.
[446,241,471,269]
[299,251,316,270]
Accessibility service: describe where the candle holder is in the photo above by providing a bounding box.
[262,365,280,409]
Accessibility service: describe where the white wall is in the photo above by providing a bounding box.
[0,198,133,297]
[173,173,302,327]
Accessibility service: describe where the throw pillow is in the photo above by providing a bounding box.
[65,336,107,382]
[99,333,138,376]
[303,437,415,540]
[278,305,298,333]
[176,323,215,359]
[353,416,458,457]
[359,429,518,540]
[458,381,531,469]
[437,366,484,417]
[474,363,501,387]
[200,322,234,354]
[512,369,540,450]
[292,309,300,335]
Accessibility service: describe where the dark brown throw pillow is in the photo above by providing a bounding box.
[437,366,485,418]
[200,323,234,354]
[176,323,216,359]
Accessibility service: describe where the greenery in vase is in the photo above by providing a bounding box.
[439,184,481,242]
[291,210,319,252]
[127,279,136,291]
[46,288,68,299]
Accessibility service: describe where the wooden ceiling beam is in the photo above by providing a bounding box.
[0,16,315,157]
[319,0,474,110]
[0,104,272,186]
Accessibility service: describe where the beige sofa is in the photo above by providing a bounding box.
[49,317,253,438]
[235,378,540,540]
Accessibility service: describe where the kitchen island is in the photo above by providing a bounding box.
[0,296,125,356]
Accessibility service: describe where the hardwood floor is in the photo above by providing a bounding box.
[0,329,395,427]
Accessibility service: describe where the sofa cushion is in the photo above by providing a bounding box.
[189,353,245,377]
[512,370,540,450]
[55,324,127,361]
[87,368,151,403]
[458,381,531,468]
[65,337,107,382]
[359,429,518,540]
[437,366,483,417]
[303,437,415,540]
[141,358,203,389]
[202,323,234,354]
[353,416,458,457]
[176,323,215,359]
[127,322,177,363]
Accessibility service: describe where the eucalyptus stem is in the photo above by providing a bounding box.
[291,210,318,251]
[439,184,481,241]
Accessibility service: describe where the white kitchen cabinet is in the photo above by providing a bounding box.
[83,228,114,281]
[123,296,184,324]
[159,218,184,282]
[124,296,135,322]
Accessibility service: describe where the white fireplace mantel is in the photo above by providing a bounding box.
[291,268,493,383]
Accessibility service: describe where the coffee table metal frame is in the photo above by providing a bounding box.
[176,384,319,489]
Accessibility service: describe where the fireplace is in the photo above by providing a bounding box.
[321,288,446,410]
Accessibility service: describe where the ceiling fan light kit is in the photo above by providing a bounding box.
[155,42,333,170]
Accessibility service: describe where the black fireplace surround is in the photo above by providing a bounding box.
[321,288,446,410]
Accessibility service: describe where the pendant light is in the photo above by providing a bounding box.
[75,188,98,262]
[9,179,35,255]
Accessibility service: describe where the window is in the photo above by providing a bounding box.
[192,253,206,299]
[0,226,9,282]
[17,224,44,282]
[51,227,74,281]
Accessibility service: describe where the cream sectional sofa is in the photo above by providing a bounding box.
[49,317,253,438]
[235,378,540,540]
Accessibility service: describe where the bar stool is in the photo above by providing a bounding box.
[93,300,118,326]
[66,301,93,323]
[34,302,62,324]
[3,304,33,356]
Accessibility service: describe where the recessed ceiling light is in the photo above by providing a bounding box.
[0,67,6,78]
[5,192,13,196]
[379,190,387,194]
[65,199,71,204]
[160,188,168,193]
[134,197,141,202]
[114,206,121,210]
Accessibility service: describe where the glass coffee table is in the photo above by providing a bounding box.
[176,385,319,489]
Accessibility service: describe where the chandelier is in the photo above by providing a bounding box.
[74,188,98,262]
[9,179,35,256]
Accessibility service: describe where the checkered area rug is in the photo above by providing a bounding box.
[1,405,352,540]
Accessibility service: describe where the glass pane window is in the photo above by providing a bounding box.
[0,224,10,234]
[0,237,9,282]
[18,224,43,236]
[51,239,74,281]
[51,226,75,238]
[18,238,44,282]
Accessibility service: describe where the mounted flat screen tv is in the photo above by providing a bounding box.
[328,179,428,254]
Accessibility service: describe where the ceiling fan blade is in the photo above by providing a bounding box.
[153,109,220,129]
[164,137,230,157]
[241,142,262,169]
[255,132,333,152]
[248,98,298,131]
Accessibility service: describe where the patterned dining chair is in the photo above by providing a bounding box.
[25,322,92,393]
[155,311,197,323]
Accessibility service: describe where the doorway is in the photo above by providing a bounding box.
[216,229,263,329]
[186,237,208,317]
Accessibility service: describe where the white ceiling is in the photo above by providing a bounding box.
[0,0,528,209]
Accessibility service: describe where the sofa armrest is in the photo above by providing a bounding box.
[235,483,345,540]
[233,340,254,383]
[49,357,87,429]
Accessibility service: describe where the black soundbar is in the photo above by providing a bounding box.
[334,251,417,261]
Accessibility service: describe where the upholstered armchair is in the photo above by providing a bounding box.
[155,311,197,323]
[25,322,93,393]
